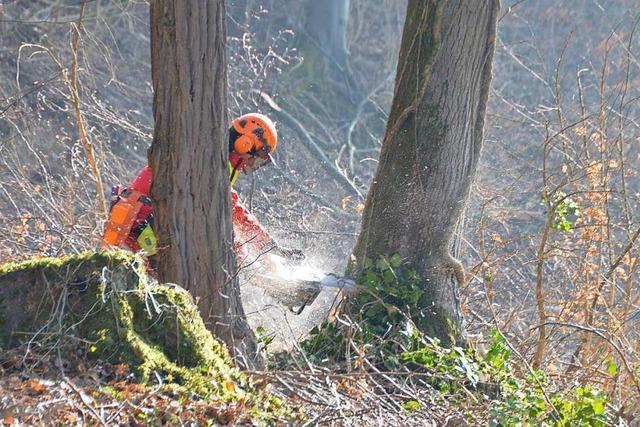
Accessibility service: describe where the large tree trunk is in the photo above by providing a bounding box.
[148,1,258,367]
[351,0,499,345]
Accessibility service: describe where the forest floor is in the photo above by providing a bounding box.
[0,350,469,426]
[0,353,263,426]
[0,251,469,426]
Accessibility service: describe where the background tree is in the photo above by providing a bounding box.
[148,0,257,365]
[302,0,350,70]
[351,0,500,345]
[289,0,360,127]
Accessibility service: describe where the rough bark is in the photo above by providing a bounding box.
[148,1,258,367]
[351,0,499,345]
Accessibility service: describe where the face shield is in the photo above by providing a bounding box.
[243,148,275,174]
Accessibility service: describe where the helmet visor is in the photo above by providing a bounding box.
[244,153,271,173]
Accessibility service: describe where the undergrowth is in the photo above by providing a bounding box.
[297,254,619,425]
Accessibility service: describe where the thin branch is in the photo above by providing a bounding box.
[67,0,108,219]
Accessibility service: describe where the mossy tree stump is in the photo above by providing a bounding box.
[0,250,247,400]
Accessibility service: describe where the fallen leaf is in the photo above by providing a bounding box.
[341,196,351,209]
[61,412,79,424]
[24,378,46,395]
[114,363,130,378]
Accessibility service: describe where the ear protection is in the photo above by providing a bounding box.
[232,118,262,154]
[234,133,258,154]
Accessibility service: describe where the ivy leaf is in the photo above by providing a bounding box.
[592,399,605,415]
[390,253,403,268]
[410,290,422,305]
[605,356,618,377]
[401,400,422,412]
[383,269,396,285]
[376,257,391,271]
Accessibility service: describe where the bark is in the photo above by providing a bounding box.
[351,0,499,345]
[148,1,258,367]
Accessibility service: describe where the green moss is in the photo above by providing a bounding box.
[0,249,133,278]
[83,283,243,400]
[0,250,292,423]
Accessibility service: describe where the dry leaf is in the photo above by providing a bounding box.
[114,363,130,378]
[24,378,46,395]
[341,196,351,209]
[337,378,366,398]
[61,412,79,424]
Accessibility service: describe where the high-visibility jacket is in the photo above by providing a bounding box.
[103,166,272,260]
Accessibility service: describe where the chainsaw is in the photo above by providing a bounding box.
[242,256,355,314]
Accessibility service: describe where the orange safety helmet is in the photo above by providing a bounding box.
[231,113,278,156]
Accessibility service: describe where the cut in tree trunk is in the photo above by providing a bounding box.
[148,0,258,367]
[351,0,499,346]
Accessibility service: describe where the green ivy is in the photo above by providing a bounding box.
[354,254,423,335]
[402,338,480,390]
[300,257,615,424]
[543,191,581,232]
[401,400,422,412]
[461,331,612,426]
[302,254,424,367]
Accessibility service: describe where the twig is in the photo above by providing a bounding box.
[533,321,640,399]
[63,377,107,426]
[67,0,108,219]
[257,91,364,199]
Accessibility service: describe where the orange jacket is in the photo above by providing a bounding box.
[115,166,273,259]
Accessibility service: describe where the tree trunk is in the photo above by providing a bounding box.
[304,0,350,69]
[148,0,258,367]
[351,0,499,346]
[294,0,355,106]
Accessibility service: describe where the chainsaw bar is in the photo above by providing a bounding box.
[247,273,355,314]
